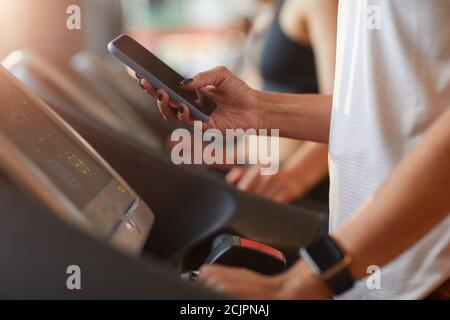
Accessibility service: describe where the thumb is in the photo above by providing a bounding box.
[181,66,231,90]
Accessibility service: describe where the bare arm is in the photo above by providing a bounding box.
[282,107,450,298]
[199,107,450,299]
[255,0,339,142]
[275,0,338,189]
[280,142,329,191]
[305,0,338,94]
[140,65,333,142]
[257,0,338,142]
[334,107,450,279]
[226,0,338,202]
[258,92,333,143]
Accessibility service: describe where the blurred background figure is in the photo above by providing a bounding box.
[227,0,338,206]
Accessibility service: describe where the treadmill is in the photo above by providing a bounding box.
[0,1,327,299]
[0,65,154,254]
[2,51,328,266]
[71,51,167,133]
[2,51,164,151]
[0,65,222,299]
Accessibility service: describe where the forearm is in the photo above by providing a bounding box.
[257,91,333,143]
[279,108,450,299]
[283,142,329,194]
[334,108,450,279]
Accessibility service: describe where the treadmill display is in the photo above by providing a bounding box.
[0,74,111,208]
[0,70,138,237]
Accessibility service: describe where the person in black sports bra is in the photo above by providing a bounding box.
[259,3,318,94]
[226,0,338,205]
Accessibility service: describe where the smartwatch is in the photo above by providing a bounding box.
[299,236,354,295]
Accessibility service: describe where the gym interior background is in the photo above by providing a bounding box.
[0,0,447,302]
[0,0,331,300]
[0,0,258,76]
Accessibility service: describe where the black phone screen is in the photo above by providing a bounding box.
[114,36,217,116]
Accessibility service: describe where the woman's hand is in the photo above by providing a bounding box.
[199,263,332,300]
[137,66,260,132]
[198,265,287,300]
[226,165,306,203]
[226,142,329,203]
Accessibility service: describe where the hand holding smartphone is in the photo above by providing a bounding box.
[108,34,217,122]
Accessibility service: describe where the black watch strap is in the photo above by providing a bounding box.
[326,267,354,295]
[300,236,354,296]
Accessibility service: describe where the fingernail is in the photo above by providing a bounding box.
[139,80,145,90]
[157,90,163,101]
[178,105,184,114]
[180,78,194,86]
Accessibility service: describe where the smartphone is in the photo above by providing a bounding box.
[108,34,217,122]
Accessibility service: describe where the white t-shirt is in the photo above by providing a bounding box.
[329,0,450,299]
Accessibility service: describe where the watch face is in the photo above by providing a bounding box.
[304,238,345,273]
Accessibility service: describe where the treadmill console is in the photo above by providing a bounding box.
[0,66,154,255]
